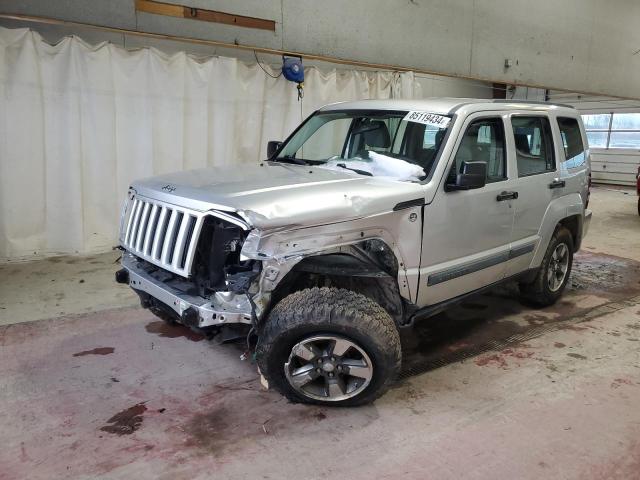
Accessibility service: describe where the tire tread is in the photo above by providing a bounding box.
[256,287,401,406]
[519,226,574,307]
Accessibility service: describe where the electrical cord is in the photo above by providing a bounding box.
[254,50,282,79]
[254,51,304,101]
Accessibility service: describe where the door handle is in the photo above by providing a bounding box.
[549,179,566,189]
[496,191,518,201]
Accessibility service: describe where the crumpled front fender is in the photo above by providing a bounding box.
[240,207,423,316]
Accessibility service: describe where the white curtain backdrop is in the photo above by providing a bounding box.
[0,27,421,260]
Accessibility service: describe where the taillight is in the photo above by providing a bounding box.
[586,170,591,208]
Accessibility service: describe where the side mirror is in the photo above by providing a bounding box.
[267,141,282,159]
[446,161,487,191]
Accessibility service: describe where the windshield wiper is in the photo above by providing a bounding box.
[336,163,373,176]
[275,155,307,165]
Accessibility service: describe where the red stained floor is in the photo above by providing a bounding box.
[1,251,640,479]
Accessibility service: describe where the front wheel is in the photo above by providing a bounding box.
[256,287,401,406]
[519,226,574,307]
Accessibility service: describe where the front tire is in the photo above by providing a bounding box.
[256,287,401,406]
[519,226,574,307]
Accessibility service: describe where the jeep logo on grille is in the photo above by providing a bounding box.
[162,184,176,192]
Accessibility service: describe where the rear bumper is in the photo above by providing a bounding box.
[583,209,593,238]
[118,252,253,328]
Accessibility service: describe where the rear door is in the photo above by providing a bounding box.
[417,113,517,306]
[504,113,561,276]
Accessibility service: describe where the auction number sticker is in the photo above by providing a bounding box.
[403,111,451,128]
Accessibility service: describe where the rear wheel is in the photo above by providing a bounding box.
[256,287,401,406]
[519,226,574,307]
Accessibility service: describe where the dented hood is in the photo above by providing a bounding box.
[132,162,426,230]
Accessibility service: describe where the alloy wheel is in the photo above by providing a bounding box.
[547,243,570,292]
[284,335,374,402]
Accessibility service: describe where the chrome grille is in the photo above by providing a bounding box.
[122,196,204,277]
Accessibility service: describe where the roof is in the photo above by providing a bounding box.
[319,98,577,116]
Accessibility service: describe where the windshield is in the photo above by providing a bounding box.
[275,110,451,181]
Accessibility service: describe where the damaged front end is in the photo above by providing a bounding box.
[118,189,417,334]
[117,193,262,332]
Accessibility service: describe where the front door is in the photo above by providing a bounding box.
[417,113,517,306]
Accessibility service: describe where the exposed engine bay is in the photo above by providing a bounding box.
[191,217,260,297]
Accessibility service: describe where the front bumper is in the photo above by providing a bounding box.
[119,252,253,328]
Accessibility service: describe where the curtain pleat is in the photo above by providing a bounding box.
[0,28,420,259]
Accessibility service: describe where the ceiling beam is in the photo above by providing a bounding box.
[134,0,276,32]
[1,13,638,102]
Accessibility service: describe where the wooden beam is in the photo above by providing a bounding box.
[135,0,183,17]
[135,0,276,32]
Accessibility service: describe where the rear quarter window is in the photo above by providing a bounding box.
[557,117,586,169]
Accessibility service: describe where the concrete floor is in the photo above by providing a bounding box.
[1,185,639,479]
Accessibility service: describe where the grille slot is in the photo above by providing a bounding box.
[122,196,204,277]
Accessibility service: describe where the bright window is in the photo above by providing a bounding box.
[582,113,640,149]
[585,131,608,148]
[583,114,611,129]
[609,132,640,149]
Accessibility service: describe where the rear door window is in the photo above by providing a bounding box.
[511,116,556,177]
[557,117,586,168]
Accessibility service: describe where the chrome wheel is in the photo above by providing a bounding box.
[547,243,570,292]
[284,335,374,402]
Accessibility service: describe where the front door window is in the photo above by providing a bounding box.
[450,117,507,183]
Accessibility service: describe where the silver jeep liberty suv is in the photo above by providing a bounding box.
[116,98,592,406]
